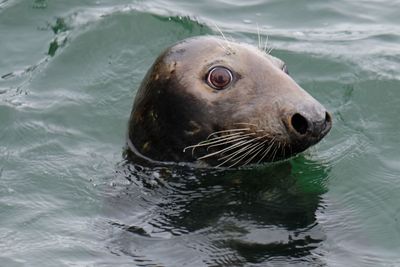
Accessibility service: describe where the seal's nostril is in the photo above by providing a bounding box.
[291,113,308,135]
[325,112,332,124]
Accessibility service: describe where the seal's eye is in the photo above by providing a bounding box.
[206,66,233,90]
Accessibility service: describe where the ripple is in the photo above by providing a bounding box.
[1,0,400,266]
[101,162,329,265]
[0,0,15,10]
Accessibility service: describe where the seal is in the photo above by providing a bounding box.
[127,36,332,168]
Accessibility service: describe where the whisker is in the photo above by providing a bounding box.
[263,35,269,54]
[267,45,274,55]
[257,138,276,164]
[197,139,251,160]
[207,128,250,139]
[183,122,287,167]
[206,134,255,150]
[226,138,267,167]
[216,39,228,52]
[183,130,250,152]
[271,142,280,162]
[213,22,231,52]
[218,136,262,161]
[184,133,251,156]
[243,138,271,165]
[271,140,280,162]
[203,132,249,145]
[216,143,255,168]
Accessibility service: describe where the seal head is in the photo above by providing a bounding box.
[127,36,332,168]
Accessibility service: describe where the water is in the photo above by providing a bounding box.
[1,0,400,266]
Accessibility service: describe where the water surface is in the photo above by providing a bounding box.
[1,0,400,266]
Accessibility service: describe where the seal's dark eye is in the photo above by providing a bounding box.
[206,66,233,90]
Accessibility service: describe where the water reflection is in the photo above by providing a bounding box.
[104,158,330,266]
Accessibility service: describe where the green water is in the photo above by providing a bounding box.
[1,0,400,266]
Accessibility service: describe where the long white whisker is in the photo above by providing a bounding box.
[226,138,267,167]
[216,39,228,51]
[257,138,276,164]
[197,139,251,160]
[243,138,270,165]
[267,44,274,55]
[271,141,280,162]
[263,34,269,54]
[207,128,250,139]
[202,132,248,145]
[183,129,250,152]
[207,134,255,150]
[213,22,231,52]
[185,134,251,156]
[218,136,262,161]
[216,143,255,168]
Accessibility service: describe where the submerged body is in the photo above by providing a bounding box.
[127,36,332,168]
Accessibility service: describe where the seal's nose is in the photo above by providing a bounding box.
[288,110,332,143]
